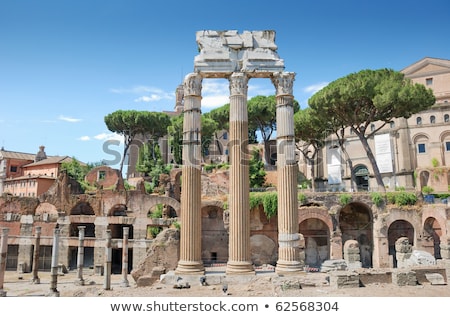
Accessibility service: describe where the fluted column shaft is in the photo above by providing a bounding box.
[226,72,254,274]
[272,72,302,273]
[176,73,204,274]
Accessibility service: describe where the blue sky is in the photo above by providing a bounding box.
[1,0,449,170]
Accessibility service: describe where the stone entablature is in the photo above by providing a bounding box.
[194,30,285,77]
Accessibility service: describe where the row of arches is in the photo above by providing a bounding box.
[201,201,444,269]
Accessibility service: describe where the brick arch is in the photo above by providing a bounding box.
[423,216,443,259]
[384,209,422,243]
[201,200,225,209]
[35,202,58,216]
[422,207,448,243]
[0,200,23,215]
[70,201,95,216]
[338,201,374,268]
[146,196,181,217]
[298,206,333,233]
[0,197,39,216]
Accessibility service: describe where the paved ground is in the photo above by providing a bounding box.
[2,268,450,297]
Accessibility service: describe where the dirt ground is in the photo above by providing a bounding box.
[2,268,450,297]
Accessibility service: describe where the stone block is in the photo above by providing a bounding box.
[137,275,157,287]
[392,270,417,286]
[329,271,360,289]
[424,273,446,285]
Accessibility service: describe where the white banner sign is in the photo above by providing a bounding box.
[374,133,393,173]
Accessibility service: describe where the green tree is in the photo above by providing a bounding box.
[205,104,230,155]
[309,68,435,191]
[249,148,266,188]
[201,115,219,158]
[167,113,218,163]
[61,157,88,183]
[104,110,170,176]
[248,95,300,165]
[167,114,183,165]
[136,142,171,193]
[294,107,326,191]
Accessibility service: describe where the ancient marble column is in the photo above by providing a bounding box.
[176,72,205,274]
[49,227,60,296]
[121,227,130,287]
[31,226,41,284]
[226,72,254,274]
[0,227,9,297]
[104,229,112,290]
[272,72,302,273]
[75,226,85,285]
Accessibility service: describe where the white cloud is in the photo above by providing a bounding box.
[202,95,230,109]
[78,136,90,141]
[200,79,275,110]
[94,132,123,142]
[134,94,162,103]
[58,115,82,123]
[303,82,328,94]
[110,85,174,103]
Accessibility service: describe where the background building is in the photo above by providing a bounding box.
[303,57,450,193]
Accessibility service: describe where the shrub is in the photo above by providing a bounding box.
[249,192,278,219]
[371,192,385,207]
[339,193,352,205]
[394,192,417,206]
[422,186,434,195]
[386,192,396,204]
[298,193,307,204]
[262,192,278,219]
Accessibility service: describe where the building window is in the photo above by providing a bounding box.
[445,114,449,123]
[426,78,433,85]
[10,166,18,173]
[446,141,450,152]
[222,132,228,140]
[430,115,436,124]
[416,117,422,125]
[417,143,426,153]
[389,121,395,129]
[98,170,106,181]
[370,124,375,131]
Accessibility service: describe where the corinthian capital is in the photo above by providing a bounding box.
[272,72,295,96]
[184,73,202,96]
[229,72,248,96]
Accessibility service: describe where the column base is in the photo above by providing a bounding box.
[47,290,60,297]
[275,260,303,274]
[226,261,255,275]
[175,261,205,274]
[121,279,130,287]
[74,278,85,286]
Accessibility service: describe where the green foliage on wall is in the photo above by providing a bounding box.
[249,192,278,219]
[339,193,352,205]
